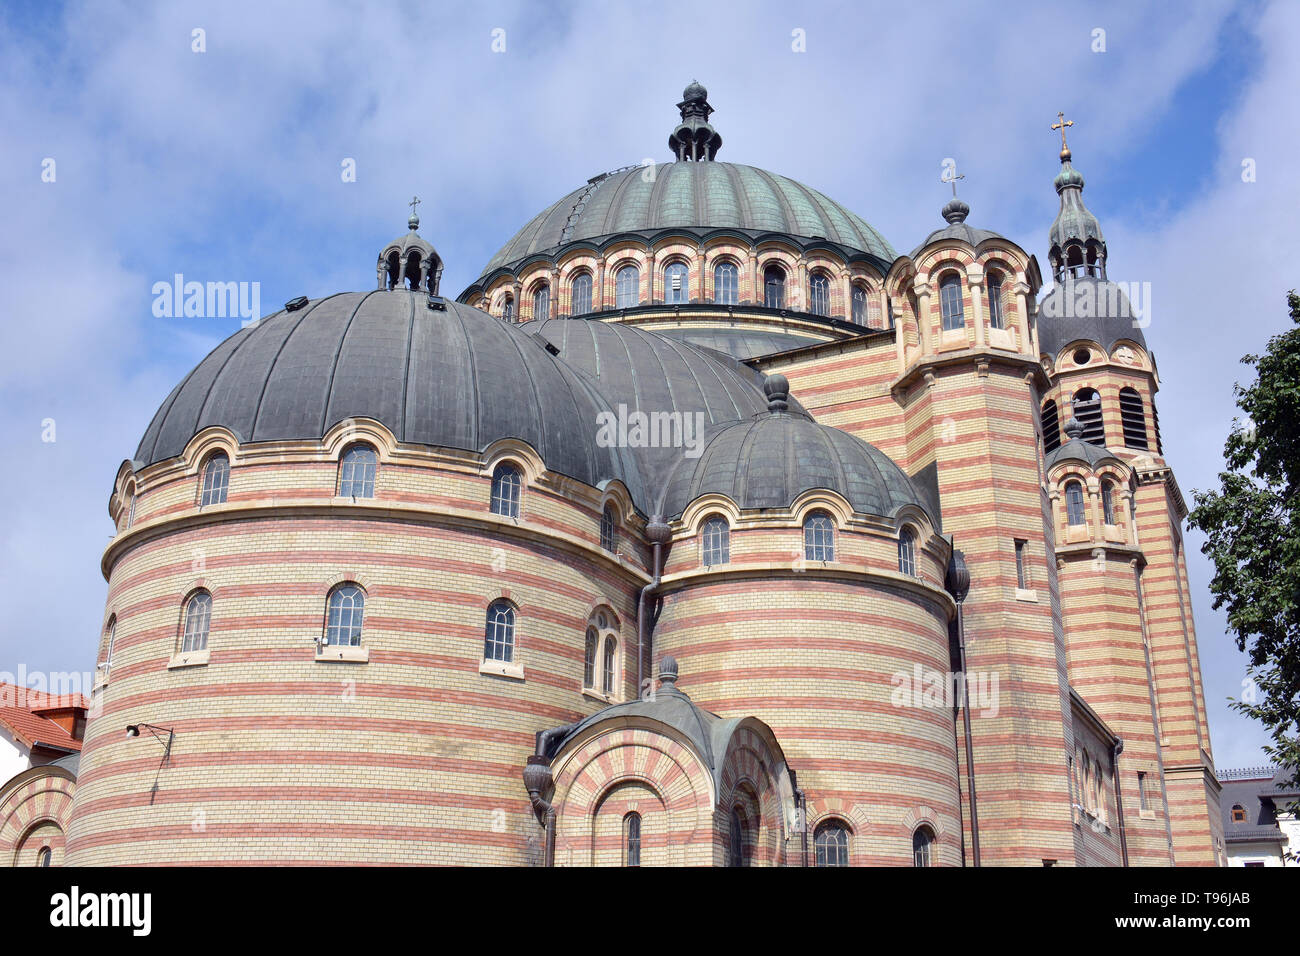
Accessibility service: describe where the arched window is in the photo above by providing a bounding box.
[338,443,377,498]
[1072,388,1105,445]
[324,584,364,647]
[602,636,617,695]
[1231,804,1247,823]
[102,615,117,672]
[126,490,136,528]
[912,825,935,866]
[803,511,834,561]
[181,590,212,653]
[1119,387,1149,449]
[1065,480,1086,526]
[664,262,688,304]
[570,272,592,315]
[502,294,514,322]
[764,264,785,309]
[851,284,869,325]
[583,627,597,688]
[36,846,51,867]
[615,265,639,308]
[200,453,229,506]
[814,820,850,867]
[808,272,831,317]
[939,274,964,331]
[987,275,1005,330]
[714,261,739,305]
[727,808,748,867]
[490,463,522,518]
[532,284,550,322]
[484,601,515,662]
[897,527,916,576]
[701,515,730,567]
[1101,481,1116,525]
[624,812,642,867]
[1041,400,1061,454]
[600,505,617,552]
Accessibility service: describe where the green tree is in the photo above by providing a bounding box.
[1189,291,1300,790]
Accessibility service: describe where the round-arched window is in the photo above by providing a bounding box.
[615,265,640,308]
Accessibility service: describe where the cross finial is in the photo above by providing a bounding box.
[409,195,421,217]
[941,161,966,198]
[407,195,421,230]
[1052,111,1074,160]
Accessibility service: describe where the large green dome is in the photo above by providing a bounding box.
[477,160,895,279]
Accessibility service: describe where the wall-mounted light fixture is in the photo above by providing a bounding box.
[125,723,174,760]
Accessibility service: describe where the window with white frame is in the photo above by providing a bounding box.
[803,511,834,561]
[701,515,730,567]
[615,265,639,308]
[714,262,739,305]
[484,600,516,662]
[664,262,688,304]
[200,453,229,506]
[324,584,365,647]
[338,443,377,498]
[181,590,212,652]
[490,463,522,518]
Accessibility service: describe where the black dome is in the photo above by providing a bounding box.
[135,291,645,503]
[1037,276,1148,357]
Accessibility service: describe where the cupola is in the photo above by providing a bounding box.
[668,80,722,161]
[377,197,443,293]
[1047,113,1106,281]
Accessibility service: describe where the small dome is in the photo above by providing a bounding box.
[910,199,1006,258]
[1037,276,1147,356]
[135,291,645,503]
[658,394,937,522]
[682,80,707,102]
[1045,417,1123,471]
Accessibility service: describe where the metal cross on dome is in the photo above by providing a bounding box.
[941,161,965,198]
[1052,111,1074,151]
[409,195,421,218]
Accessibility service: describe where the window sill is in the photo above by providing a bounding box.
[1015,588,1038,603]
[480,658,524,681]
[582,689,615,704]
[315,645,369,663]
[168,649,210,669]
[1139,809,1156,820]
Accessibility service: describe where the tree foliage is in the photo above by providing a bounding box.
[1189,291,1300,789]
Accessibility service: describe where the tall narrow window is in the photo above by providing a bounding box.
[615,265,639,308]
[1072,388,1105,445]
[727,809,747,867]
[987,276,1005,330]
[1041,400,1061,454]
[714,261,738,305]
[1015,539,1029,589]
[324,584,364,647]
[37,847,51,867]
[570,272,592,315]
[912,826,935,867]
[126,492,136,528]
[1119,387,1149,449]
[851,285,869,325]
[600,505,617,552]
[1138,771,1149,812]
[701,515,730,567]
[808,272,831,316]
[939,274,964,331]
[1102,481,1116,524]
[583,627,597,688]
[490,463,522,518]
[803,511,834,561]
[664,262,688,304]
[897,527,916,576]
[814,821,850,867]
[181,590,212,653]
[484,601,515,662]
[532,284,550,322]
[1065,480,1086,526]
[602,636,617,695]
[338,443,377,498]
[502,295,514,322]
[764,264,785,309]
[624,812,641,867]
[200,453,229,506]
[103,616,117,672]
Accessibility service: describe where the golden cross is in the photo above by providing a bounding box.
[1052,111,1074,152]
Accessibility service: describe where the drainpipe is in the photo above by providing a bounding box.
[523,756,556,867]
[946,548,980,867]
[790,769,809,867]
[637,518,671,696]
[1111,739,1130,867]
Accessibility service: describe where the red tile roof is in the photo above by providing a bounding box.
[0,683,86,753]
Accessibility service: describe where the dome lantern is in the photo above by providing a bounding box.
[1048,113,1106,282]
[377,196,444,293]
[668,80,722,162]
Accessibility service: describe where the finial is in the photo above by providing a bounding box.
[942,160,966,199]
[658,656,679,684]
[1052,111,1074,162]
[1065,416,1084,441]
[408,195,421,231]
[763,373,790,412]
[942,198,970,224]
[669,80,722,161]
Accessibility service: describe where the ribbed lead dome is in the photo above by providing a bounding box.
[477,161,895,278]
[135,291,645,503]
[658,378,936,522]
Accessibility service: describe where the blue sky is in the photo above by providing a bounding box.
[1,0,1295,770]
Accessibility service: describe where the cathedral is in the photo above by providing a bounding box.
[1,83,1223,866]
